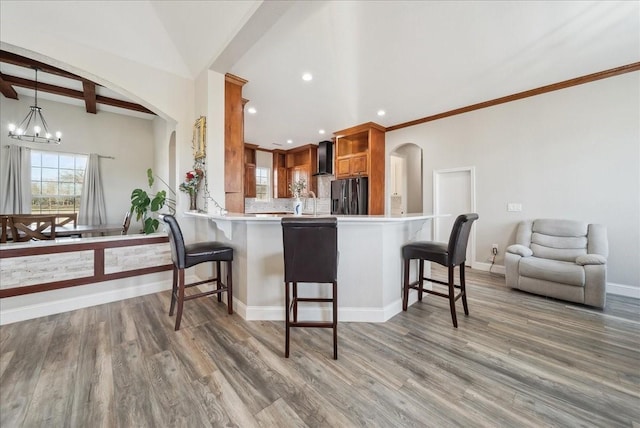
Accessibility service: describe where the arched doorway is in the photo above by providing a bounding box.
[389,143,423,214]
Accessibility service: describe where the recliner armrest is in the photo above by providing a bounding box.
[506,244,533,257]
[576,254,607,265]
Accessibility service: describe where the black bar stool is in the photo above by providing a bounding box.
[402,213,479,327]
[163,215,233,331]
[281,217,338,359]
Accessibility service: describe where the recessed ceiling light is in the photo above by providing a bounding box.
[319,129,325,135]
[302,73,313,82]
[377,110,386,116]
[247,107,257,114]
[287,139,293,144]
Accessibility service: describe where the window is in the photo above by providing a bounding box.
[255,167,270,200]
[31,150,87,214]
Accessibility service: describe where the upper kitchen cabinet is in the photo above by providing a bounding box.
[273,150,288,198]
[285,144,318,196]
[244,144,258,198]
[334,122,386,214]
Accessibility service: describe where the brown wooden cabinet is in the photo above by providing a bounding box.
[284,144,317,197]
[244,144,257,197]
[334,122,385,214]
[336,153,367,177]
[272,150,288,198]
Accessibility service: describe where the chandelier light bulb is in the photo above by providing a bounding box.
[8,124,16,132]
[17,128,24,135]
[46,133,52,139]
[55,131,62,139]
[34,125,41,135]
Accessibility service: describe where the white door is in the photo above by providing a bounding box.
[433,167,476,266]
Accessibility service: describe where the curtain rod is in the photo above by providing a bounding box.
[3,145,115,159]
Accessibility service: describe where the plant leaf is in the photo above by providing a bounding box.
[147,168,154,187]
[143,217,159,234]
[150,190,166,211]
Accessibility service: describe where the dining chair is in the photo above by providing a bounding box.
[9,215,57,242]
[122,211,132,235]
[54,213,77,228]
[281,216,339,359]
[1,215,9,243]
[162,214,234,331]
[402,213,479,328]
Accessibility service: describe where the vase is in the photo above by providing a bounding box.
[189,192,198,211]
[293,197,303,216]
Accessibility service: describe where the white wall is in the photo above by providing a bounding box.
[0,94,154,226]
[386,72,639,291]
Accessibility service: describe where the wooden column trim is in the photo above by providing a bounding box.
[224,73,249,213]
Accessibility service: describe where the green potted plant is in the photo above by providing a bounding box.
[130,168,176,234]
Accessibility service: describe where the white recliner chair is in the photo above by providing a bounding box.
[505,219,608,308]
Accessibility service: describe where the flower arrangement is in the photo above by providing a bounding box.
[289,178,307,198]
[179,169,204,195]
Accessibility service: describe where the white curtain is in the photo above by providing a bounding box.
[1,144,32,213]
[78,153,107,225]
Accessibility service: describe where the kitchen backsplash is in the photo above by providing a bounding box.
[245,197,331,214]
[246,175,334,214]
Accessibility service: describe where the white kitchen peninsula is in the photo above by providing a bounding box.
[186,212,438,323]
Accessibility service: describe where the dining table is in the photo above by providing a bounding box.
[53,224,125,238]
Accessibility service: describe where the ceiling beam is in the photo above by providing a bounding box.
[95,95,155,114]
[0,50,84,82]
[1,50,155,115]
[82,81,97,114]
[3,75,155,115]
[0,74,18,99]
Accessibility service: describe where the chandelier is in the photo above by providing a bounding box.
[7,68,62,144]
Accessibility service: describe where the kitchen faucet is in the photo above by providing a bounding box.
[306,190,317,216]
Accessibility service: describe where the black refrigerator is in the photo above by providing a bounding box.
[331,177,368,215]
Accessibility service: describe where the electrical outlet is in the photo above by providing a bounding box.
[492,244,499,255]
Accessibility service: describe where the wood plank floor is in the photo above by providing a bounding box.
[1,267,639,427]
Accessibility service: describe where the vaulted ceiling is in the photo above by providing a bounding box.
[1,1,638,148]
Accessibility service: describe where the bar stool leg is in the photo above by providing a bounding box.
[285,281,291,358]
[448,265,458,328]
[418,259,424,302]
[169,266,178,316]
[293,282,298,323]
[216,260,222,302]
[175,268,186,331]
[226,261,233,315]
[460,263,469,316]
[402,258,410,311]
[333,280,338,360]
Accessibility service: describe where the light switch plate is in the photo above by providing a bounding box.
[507,203,522,212]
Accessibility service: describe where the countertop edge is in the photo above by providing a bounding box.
[183,211,444,223]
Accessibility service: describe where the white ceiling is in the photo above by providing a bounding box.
[1,1,638,149]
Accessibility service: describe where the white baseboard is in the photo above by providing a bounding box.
[606,282,640,299]
[241,290,421,323]
[472,261,506,275]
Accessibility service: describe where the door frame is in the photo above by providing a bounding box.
[433,166,477,268]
